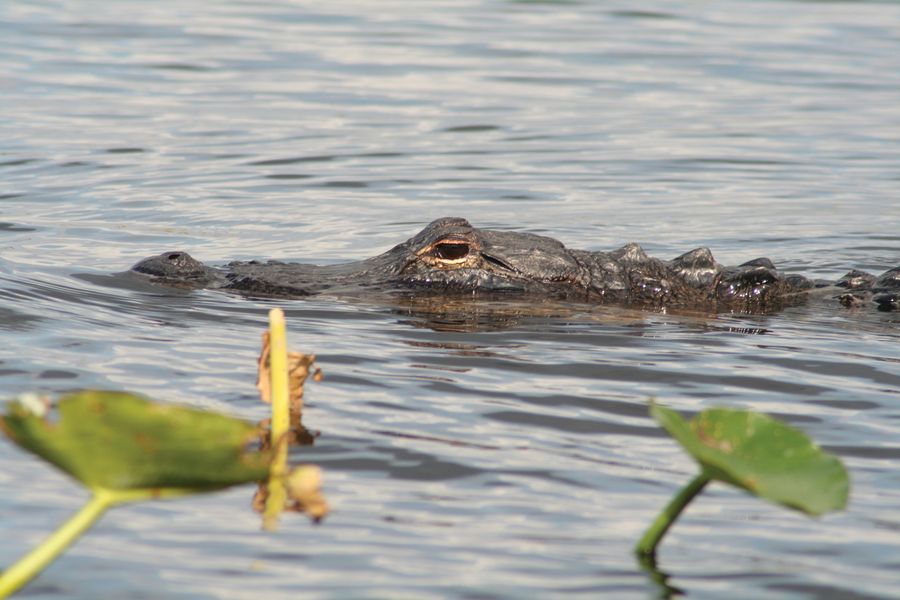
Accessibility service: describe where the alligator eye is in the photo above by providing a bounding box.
[415,238,477,268]
[431,242,470,261]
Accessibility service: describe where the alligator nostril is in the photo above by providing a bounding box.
[166,252,183,261]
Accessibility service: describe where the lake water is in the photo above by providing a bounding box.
[2,0,899,597]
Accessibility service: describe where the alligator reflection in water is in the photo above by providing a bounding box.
[389,295,773,335]
[132,217,900,313]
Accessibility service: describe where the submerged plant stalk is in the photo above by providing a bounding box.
[635,473,710,556]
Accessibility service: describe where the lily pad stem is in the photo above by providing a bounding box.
[635,473,710,556]
[0,489,119,598]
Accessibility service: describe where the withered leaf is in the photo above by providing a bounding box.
[256,331,321,413]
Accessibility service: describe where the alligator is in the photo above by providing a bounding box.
[131,217,899,313]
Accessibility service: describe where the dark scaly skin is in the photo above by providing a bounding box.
[131,217,899,313]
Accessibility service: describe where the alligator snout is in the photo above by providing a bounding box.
[131,251,218,283]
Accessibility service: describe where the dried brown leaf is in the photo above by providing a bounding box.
[256,331,319,413]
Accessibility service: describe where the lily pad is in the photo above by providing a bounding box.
[650,403,849,515]
[0,390,270,492]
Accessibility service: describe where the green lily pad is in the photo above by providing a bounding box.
[650,403,849,515]
[0,390,270,492]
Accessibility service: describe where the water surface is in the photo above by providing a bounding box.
[2,0,899,598]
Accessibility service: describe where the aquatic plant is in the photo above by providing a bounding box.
[264,307,292,529]
[0,390,270,597]
[254,309,326,528]
[636,402,850,557]
[0,309,325,598]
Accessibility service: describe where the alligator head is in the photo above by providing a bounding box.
[132,217,898,312]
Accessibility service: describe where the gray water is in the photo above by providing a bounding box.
[2,0,900,597]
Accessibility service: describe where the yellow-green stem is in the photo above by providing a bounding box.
[264,308,290,528]
[635,473,710,557]
[0,490,117,598]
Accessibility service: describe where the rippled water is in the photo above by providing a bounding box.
[2,0,900,597]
